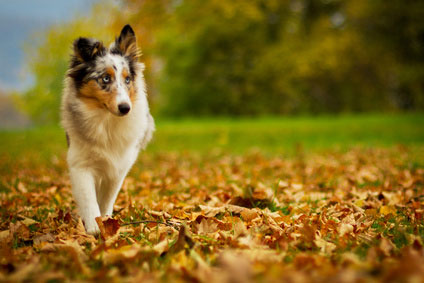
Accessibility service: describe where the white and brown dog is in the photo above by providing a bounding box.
[61,25,154,234]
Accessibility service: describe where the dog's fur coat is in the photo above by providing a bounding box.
[61,25,154,234]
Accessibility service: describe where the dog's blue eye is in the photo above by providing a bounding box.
[103,75,111,83]
[125,77,131,84]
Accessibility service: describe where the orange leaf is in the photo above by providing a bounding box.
[95,217,121,240]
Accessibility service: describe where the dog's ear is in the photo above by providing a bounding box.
[73,37,105,62]
[114,24,140,60]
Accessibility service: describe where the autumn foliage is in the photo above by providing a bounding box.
[1,146,423,282]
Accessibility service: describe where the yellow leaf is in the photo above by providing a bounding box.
[21,217,37,226]
[380,205,396,216]
[355,199,364,208]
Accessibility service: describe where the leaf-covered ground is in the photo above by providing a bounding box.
[1,142,424,282]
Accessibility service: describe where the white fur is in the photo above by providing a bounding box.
[61,61,154,235]
[97,54,132,111]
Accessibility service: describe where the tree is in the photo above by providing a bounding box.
[123,0,424,116]
[16,0,424,123]
[14,5,116,124]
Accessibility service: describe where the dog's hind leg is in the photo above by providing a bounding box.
[69,168,101,235]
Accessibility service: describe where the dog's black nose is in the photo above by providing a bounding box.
[118,103,130,115]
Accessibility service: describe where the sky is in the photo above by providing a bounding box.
[0,0,95,92]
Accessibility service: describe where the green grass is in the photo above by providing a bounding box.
[0,113,423,167]
[154,113,424,152]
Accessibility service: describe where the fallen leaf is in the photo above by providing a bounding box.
[197,218,219,234]
[33,233,55,245]
[314,234,336,254]
[96,217,121,240]
[240,209,259,222]
[380,205,396,216]
[339,223,354,237]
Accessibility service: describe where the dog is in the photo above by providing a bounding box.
[61,25,155,235]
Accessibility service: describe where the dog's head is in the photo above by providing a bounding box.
[68,25,141,116]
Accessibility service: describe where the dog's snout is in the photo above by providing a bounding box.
[118,103,130,115]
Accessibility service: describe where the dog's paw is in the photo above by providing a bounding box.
[86,225,100,235]
[84,220,100,235]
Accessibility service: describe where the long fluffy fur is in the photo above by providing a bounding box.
[61,25,155,234]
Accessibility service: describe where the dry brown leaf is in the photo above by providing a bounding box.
[10,222,31,240]
[96,217,121,240]
[251,183,274,200]
[0,230,10,242]
[226,204,248,214]
[197,218,219,234]
[103,244,143,264]
[240,209,259,222]
[233,217,247,238]
[198,205,226,217]
[314,234,336,254]
[152,239,170,255]
[41,240,89,274]
[33,233,55,245]
[339,223,354,237]
[18,216,37,226]
[1,147,423,282]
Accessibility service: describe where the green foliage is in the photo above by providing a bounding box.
[15,0,424,123]
[349,0,424,110]
[14,6,115,125]
[128,0,424,116]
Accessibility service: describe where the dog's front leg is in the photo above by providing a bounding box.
[98,175,126,217]
[69,168,101,235]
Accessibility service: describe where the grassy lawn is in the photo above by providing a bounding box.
[0,113,423,281]
[0,113,423,162]
[155,113,424,152]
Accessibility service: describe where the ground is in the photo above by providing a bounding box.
[0,114,423,282]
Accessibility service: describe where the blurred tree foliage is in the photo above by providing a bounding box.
[14,5,116,124]
[17,0,424,122]
[123,0,424,116]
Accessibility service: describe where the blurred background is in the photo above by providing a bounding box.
[0,0,423,127]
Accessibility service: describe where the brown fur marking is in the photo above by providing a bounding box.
[78,80,119,112]
[122,69,137,103]
[105,67,115,80]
